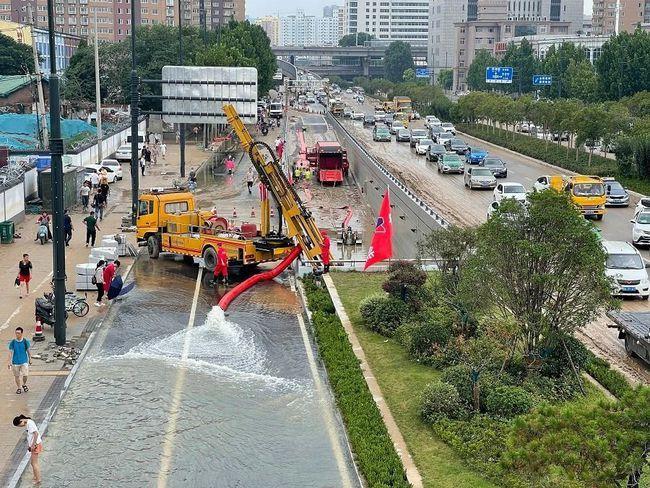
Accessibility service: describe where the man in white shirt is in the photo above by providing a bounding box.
[90,171,100,189]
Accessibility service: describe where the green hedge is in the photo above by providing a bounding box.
[457,123,650,195]
[302,276,410,488]
[584,353,632,399]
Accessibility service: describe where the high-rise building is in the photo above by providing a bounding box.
[278,11,340,46]
[592,0,650,35]
[255,15,279,45]
[323,4,340,17]
[342,0,429,43]
[188,0,245,30]
[428,0,475,82]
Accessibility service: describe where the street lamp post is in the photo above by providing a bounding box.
[130,0,140,224]
[178,0,186,178]
[45,0,67,346]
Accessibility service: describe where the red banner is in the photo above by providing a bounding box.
[364,189,393,270]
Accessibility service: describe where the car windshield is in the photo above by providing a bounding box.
[444,155,461,162]
[430,144,445,152]
[503,185,526,193]
[376,128,389,134]
[607,181,625,194]
[411,130,427,137]
[451,139,465,145]
[573,183,605,196]
[419,139,433,146]
[472,169,493,177]
[606,253,644,270]
[431,126,443,132]
[398,130,410,136]
[484,158,504,167]
[637,212,650,224]
[392,122,403,127]
[442,123,453,128]
[472,148,486,154]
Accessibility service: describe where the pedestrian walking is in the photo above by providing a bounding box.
[83,211,100,247]
[12,414,42,485]
[140,156,146,176]
[225,155,235,175]
[17,253,32,298]
[160,142,167,159]
[321,231,331,273]
[213,243,229,285]
[277,139,285,159]
[63,209,73,246]
[99,180,110,204]
[92,190,106,221]
[246,167,255,194]
[7,326,31,394]
[275,137,281,154]
[80,182,91,212]
[103,260,120,293]
[93,260,105,307]
[90,171,100,189]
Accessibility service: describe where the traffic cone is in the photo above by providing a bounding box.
[33,320,45,342]
[251,207,256,218]
[232,207,237,219]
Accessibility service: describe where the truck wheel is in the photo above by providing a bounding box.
[148,236,160,259]
[624,335,635,357]
[595,214,603,221]
[202,246,217,271]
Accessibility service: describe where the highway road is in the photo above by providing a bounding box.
[336,92,650,384]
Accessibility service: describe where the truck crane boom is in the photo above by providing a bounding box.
[223,103,324,262]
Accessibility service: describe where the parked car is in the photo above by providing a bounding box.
[373,125,392,142]
[425,115,441,128]
[363,114,376,127]
[390,120,405,135]
[441,122,456,134]
[426,144,446,162]
[517,121,536,133]
[437,153,464,174]
[100,158,123,180]
[114,144,132,162]
[83,164,118,184]
[352,112,365,121]
[396,128,411,142]
[480,157,508,178]
[603,177,630,207]
[445,138,469,155]
[552,131,570,141]
[415,138,434,155]
[493,182,527,203]
[465,147,488,164]
[464,167,497,190]
[602,240,650,299]
[631,211,650,247]
[409,129,429,148]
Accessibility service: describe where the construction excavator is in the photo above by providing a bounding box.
[136,104,327,309]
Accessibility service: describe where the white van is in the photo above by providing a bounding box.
[602,240,650,300]
[269,102,283,119]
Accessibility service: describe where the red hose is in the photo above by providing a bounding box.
[218,246,303,311]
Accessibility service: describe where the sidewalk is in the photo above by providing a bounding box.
[0,142,211,484]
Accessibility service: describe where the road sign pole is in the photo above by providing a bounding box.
[130,0,140,225]
[178,0,186,178]
[46,0,66,346]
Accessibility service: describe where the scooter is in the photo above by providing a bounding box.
[35,294,55,326]
[36,221,49,245]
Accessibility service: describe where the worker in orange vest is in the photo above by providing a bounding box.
[213,243,229,285]
[321,231,331,273]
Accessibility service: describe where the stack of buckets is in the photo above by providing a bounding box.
[75,234,128,291]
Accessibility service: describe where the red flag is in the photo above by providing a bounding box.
[364,188,393,270]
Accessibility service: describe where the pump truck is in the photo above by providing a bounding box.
[136,104,325,273]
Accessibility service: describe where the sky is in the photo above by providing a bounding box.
[247,0,593,19]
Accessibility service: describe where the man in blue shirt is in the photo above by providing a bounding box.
[7,327,31,395]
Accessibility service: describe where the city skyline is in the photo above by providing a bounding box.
[247,0,594,18]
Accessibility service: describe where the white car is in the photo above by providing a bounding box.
[438,132,453,145]
[441,122,456,134]
[415,138,434,155]
[352,112,365,121]
[114,144,132,162]
[493,182,527,203]
[425,115,441,128]
[602,241,650,300]
[346,88,353,94]
[631,211,650,247]
[100,159,122,180]
[464,167,497,190]
[84,164,117,183]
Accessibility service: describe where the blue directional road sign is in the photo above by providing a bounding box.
[415,67,432,78]
[485,66,513,84]
[533,74,553,86]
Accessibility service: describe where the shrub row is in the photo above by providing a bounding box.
[456,123,650,195]
[584,353,632,399]
[302,277,410,488]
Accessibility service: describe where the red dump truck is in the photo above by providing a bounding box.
[305,141,349,184]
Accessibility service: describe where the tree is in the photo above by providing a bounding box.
[565,59,599,102]
[574,104,609,164]
[596,30,650,100]
[467,50,498,92]
[500,39,540,95]
[437,69,453,90]
[0,33,35,75]
[338,32,374,47]
[504,387,650,487]
[402,68,416,82]
[195,43,254,68]
[463,191,615,359]
[62,41,100,103]
[541,42,590,99]
[384,41,414,83]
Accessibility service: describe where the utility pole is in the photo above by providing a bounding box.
[178,0,186,178]
[94,10,103,164]
[129,0,140,224]
[45,0,67,346]
[28,5,48,150]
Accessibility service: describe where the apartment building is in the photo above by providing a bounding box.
[278,11,340,46]
[255,14,279,45]
[592,0,650,35]
[188,0,244,30]
[342,0,429,43]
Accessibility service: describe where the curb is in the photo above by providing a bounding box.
[321,274,424,488]
[457,129,645,201]
[6,257,139,488]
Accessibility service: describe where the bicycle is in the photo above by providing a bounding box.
[64,292,89,317]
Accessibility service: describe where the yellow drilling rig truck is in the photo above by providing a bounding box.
[136,104,325,273]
